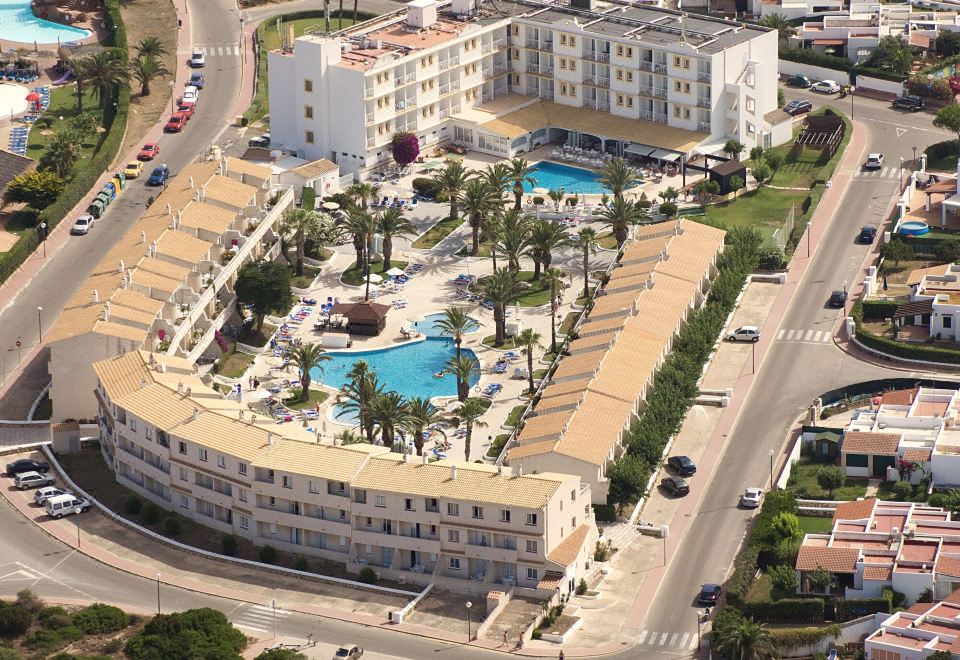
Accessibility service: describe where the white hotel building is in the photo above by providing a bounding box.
[267,0,788,179]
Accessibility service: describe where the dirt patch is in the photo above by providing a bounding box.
[405,588,487,635]
[117,0,178,161]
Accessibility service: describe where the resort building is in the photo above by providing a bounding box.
[505,219,726,502]
[267,0,786,180]
[865,593,960,660]
[904,262,960,342]
[795,498,960,604]
[90,349,598,594]
[45,158,291,422]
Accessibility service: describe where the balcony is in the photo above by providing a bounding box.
[439,57,460,71]
[119,443,144,461]
[597,77,610,87]
[366,136,376,148]
[653,63,667,74]
[583,50,610,62]
[365,111,374,123]
[464,541,519,564]
[653,87,668,98]
[144,454,170,475]
[698,121,711,132]
[395,99,417,112]
[439,81,460,95]
[539,91,554,101]
[364,87,374,99]
[393,72,416,85]
[653,114,668,124]
[482,63,507,76]
[525,40,553,52]
[640,86,653,97]
[698,73,711,83]
[697,97,711,109]
[639,61,653,72]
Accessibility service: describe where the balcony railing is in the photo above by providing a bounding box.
[597,77,610,87]
[639,110,653,121]
[539,90,554,100]
[395,99,416,111]
[653,63,667,73]
[482,63,507,76]
[653,87,668,98]
[639,61,653,72]
[640,86,653,97]
[365,111,374,123]
[697,73,711,83]
[366,136,376,148]
[394,72,416,85]
[439,56,460,71]
[439,81,460,95]
[653,113,668,124]
[583,50,610,62]
[525,40,553,51]
[698,121,711,132]
[364,87,374,99]
[697,97,710,109]
[119,443,144,461]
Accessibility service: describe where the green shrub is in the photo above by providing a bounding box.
[124,608,246,660]
[23,628,65,653]
[255,649,308,660]
[14,590,42,614]
[358,566,378,584]
[741,598,824,624]
[531,629,542,640]
[73,603,129,635]
[140,502,161,525]
[0,605,32,637]
[221,534,238,556]
[883,587,907,609]
[163,517,181,537]
[929,493,948,508]
[101,638,123,654]
[576,578,588,595]
[123,494,142,515]
[300,186,316,210]
[861,300,899,321]
[412,177,442,199]
[892,481,913,499]
[835,597,891,621]
[710,607,745,650]
[39,606,72,630]
[258,545,278,564]
[592,504,617,523]
[780,48,852,73]
[294,556,310,572]
[759,247,786,270]
[768,564,799,591]
[725,545,760,607]
[769,624,842,652]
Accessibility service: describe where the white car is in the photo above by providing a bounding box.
[333,645,363,660]
[15,471,55,490]
[189,50,205,68]
[811,80,841,94]
[34,486,67,505]
[740,487,764,508]
[727,326,760,343]
[181,85,199,103]
[865,153,885,170]
[71,214,94,235]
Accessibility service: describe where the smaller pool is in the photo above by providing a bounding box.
[523,161,626,195]
[900,221,930,236]
[0,1,91,45]
[413,312,481,338]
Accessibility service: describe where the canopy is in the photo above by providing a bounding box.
[385,267,406,277]
[321,201,340,210]
[397,190,415,199]
[366,273,383,284]
[379,189,398,198]
[649,148,683,162]
[533,187,549,194]
[624,144,655,157]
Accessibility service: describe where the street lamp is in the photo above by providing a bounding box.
[913,145,919,170]
[697,608,711,652]
[156,573,161,615]
[240,17,246,65]
[169,80,175,113]
[769,450,775,489]
[900,156,905,192]
[74,507,81,549]
[38,222,46,258]
[36,306,42,342]
[660,524,669,566]
[849,85,856,120]
[466,601,473,641]
[271,599,277,639]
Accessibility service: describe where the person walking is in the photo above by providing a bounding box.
[559,650,565,660]
[503,631,508,647]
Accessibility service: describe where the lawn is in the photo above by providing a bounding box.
[455,243,493,258]
[504,404,526,428]
[596,231,619,250]
[474,270,557,307]
[26,87,100,175]
[289,264,321,289]
[558,311,581,336]
[482,333,519,349]
[341,259,408,286]
[797,515,834,535]
[283,389,330,410]
[238,321,277,348]
[215,347,255,379]
[745,573,795,603]
[702,187,811,245]
[485,433,510,459]
[786,460,868,500]
[412,216,465,249]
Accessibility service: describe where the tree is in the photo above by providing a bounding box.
[68,55,90,112]
[808,565,834,592]
[68,111,101,140]
[816,465,845,498]
[475,268,525,346]
[391,132,420,166]
[347,182,377,210]
[404,397,444,456]
[256,649,307,660]
[235,260,292,332]
[753,164,772,188]
[6,170,63,209]
[282,207,325,277]
[658,201,678,218]
[598,157,637,199]
[928,651,955,660]
[934,105,960,157]
[543,267,566,353]
[692,179,721,209]
[459,177,498,255]
[880,239,914,266]
[938,31,960,57]
[715,617,777,660]
[723,140,745,161]
[660,186,680,204]
[758,12,794,48]
[129,53,171,96]
[516,328,542,393]
[134,35,169,58]
[449,397,488,461]
[124,608,246,660]
[482,162,511,197]
[507,157,537,210]
[730,175,745,198]
[41,130,83,177]
[547,187,565,211]
[82,49,128,109]
[337,361,383,444]
[764,152,785,178]
[287,344,330,403]
[575,227,598,299]
[444,353,480,402]
[435,306,473,359]
[376,207,416,271]
[607,455,649,512]
[600,197,646,248]
[869,36,914,75]
[524,217,570,279]
[494,208,531,273]
[432,159,472,222]
[749,146,765,169]
[338,208,378,300]
[368,391,409,448]
[770,512,803,543]
[767,564,799,592]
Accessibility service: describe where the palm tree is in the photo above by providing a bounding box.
[282,207,325,277]
[516,328,541,393]
[129,54,171,97]
[435,307,473,359]
[598,158,637,200]
[432,160,472,222]
[459,178,498,256]
[575,227,598,300]
[368,391,409,448]
[494,209,531,273]
[404,397,444,456]
[543,267,566,353]
[449,397,488,461]
[600,198,646,248]
[288,344,331,403]
[525,218,570,280]
[338,209,378,300]
[759,13,795,48]
[82,50,128,110]
[484,212,503,272]
[444,353,480,402]
[335,429,364,446]
[715,618,778,660]
[547,188,565,212]
[337,361,382,444]
[347,182,378,210]
[375,207,416,271]
[42,130,82,177]
[507,157,537,210]
[483,162,511,198]
[134,36,169,58]
[476,269,525,346]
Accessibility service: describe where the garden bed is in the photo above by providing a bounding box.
[786,460,867,500]
[289,264,321,289]
[237,322,277,348]
[214,347,255,379]
[341,260,408,286]
[283,389,330,410]
[504,405,526,429]
[412,216,465,249]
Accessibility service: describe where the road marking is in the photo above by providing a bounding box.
[638,631,649,644]
[812,330,823,342]
[232,603,290,635]
[658,632,668,645]
[786,329,796,340]
[777,328,785,340]
[880,167,890,178]
[679,632,691,648]
[669,632,679,646]
[822,332,832,343]
[804,329,814,341]
[896,127,908,138]
[0,568,40,581]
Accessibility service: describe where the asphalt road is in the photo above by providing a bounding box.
[638,92,960,657]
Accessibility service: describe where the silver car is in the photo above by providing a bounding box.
[34,486,67,504]
[740,487,764,508]
[15,471,54,490]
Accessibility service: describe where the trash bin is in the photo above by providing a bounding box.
[87,199,104,218]
[113,172,126,191]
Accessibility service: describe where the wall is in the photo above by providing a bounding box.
[50,334,138,422]
[783,612,887,658]
[855,75,904,97]
[778,59,849,85]
[892,569,936,604]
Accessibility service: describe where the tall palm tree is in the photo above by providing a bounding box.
[288,344,331,403]
[715,618,778,660]
[404,397,444,456]
[134,36,169,58]
[575,227,598,300]
[483,162,511,198]
[129,53,172,97]
[282,207,324,277]
[375,207,416,271]
[476,269,525,346]
[449,397,488,462]
[337,361,382,444]
[547,188,565,212]
[598,158,637,200]
[484,211,504,272]
[338,209,378,300]
[459,178,498,256]
[435,307,473,359]
[600,198,646,248]
[759,13,795,48]
[507,157,537,210]
[368,391,409,448]
[516,328,541,393]
[432,160,472,222]
[444,354,480,402]
[348,182,378,210]
[543,267,567,353]
[82,50,128,110]
[494,209,531,273]
[525,218,570,280]
[68,56,89,112]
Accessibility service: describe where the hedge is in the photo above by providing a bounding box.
[861,300,899,321]
[725,544,760,608]
[857,324,960,364]
[834,596,891,622]
[741,598,825,624]
[593,504,616,523]
[780,48,852,73]
[769,624,842,652]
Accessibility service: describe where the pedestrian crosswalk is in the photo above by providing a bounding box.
[853,167,903,180]
[637,629,699,650]
[232,603,290,634]
[191,43,241,58]
[776,328,833,344]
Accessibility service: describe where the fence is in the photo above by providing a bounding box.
[771,204,796,251]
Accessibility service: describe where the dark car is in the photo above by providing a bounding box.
[6,458,50,476]
[189,72,205,89]
[698,583,722,606]
[892,95,924,112]
[147,165,170,186]
[829,289,848,308]
[858,226,877,244]
[786,75,812,88]
[248,133,271,148]
[661,476,690,496]
[667,455,697,476]
[783,99,812,116]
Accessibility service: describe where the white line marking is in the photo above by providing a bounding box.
[880,167,890,178]
[234,623,268,632]
[679,633,690,648]
[812,330,823,342]
[638,631,649,644]
[777,328,785,340]
[804,329,814,341]
[822,332,832,342]
[669,632,680,646]
[786,329,796,340]
[658,632,668,645]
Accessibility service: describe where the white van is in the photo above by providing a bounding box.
[45,494,91,519]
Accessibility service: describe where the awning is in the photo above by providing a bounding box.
[624,143,655,157]
[649,148,683,162]
[812,39,845,46]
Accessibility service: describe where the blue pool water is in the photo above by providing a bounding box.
[0,1,90,44]
[413,312,480,338]
[522,160,630,195]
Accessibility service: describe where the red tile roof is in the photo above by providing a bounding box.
[882,388,920,406]
[796,545,861,573]
[906,602,938,615]
[833,498,877,523]
[842,431,901,456]
[863,566,893,581]
[904,449,932,463]
[937,556,960,578]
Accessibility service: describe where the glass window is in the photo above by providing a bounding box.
[217,455,226,468]
[304,105,313,119]
[239,489,247,502]
[448,502,460,516]
[282,475,293,488]
[239,515,249,529]
[449,558,461,570]
[375,495,386,507]
[304,79,313,92]
[472,506,484,519]
[526,539,537,553]
[526,567,538,580]
[199,448,208,462]
[448,529,460,542]
[179,494,189,509]
[179,467,188,481]
[526,513,538,525]
[238,462,247,475]
[500,509,511,523]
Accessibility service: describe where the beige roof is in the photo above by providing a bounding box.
[351,455,570,508]
[589,290,641,319]
[179,202,237,235]
[131,269,182,296]
[93,350,196,401]
[253,439,384,483]
[224,157,272,180]
[568,332,617,354]
[109,288,165,316]
[604,273,651,295]
[578,315,628,337]
[91,320,149,342]
[608,262,657,282]
[535,392,585,414]
[635,222,682,242]
[654,222,725,284]
[290,158,338,180]
[507,439,558,460]
[796,545,861,573]
[552,394,633,465]
[106,303,159,328]
[540,378,593,399]
[551,351,603,382]
[138,257,192,282]
[114,383,198,431]
[202,176,257,209]
[517,410,573,444]
[156,230,213,264]
[548,524,592,566]
[621,235,670,264]
[842,431,902,456]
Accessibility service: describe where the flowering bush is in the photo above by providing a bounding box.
[391,132,419,166]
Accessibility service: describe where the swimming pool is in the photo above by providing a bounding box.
[413,312,481,338]
[0,1,90,45]
[522,161,629,195]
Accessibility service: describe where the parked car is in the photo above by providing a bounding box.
[248,132,271,148]
[783,99,812,116]
[165,113,188,133]
[858,225,877,244]
[333,646,363,659]
[697,583,722,606]
[667,455,697,476]
[727,326,760,343]
[786,75,812,88]
[189,72,205,89]
[660,476,690,497]
[34,486,67,505]
[137,143,160,161]
[147,165,170,186]
[124,161,143,179]
[178,100,196,118]
[181,85,199,103]
[829,289,848,307]
[892,95,923,112]
[15,471,55,490]
[189,50,205,68]
[811,80,841,94]
[864,153,884,170]
[6,458,49,475]
[46,494,91,519]
[740,488,764,508]
[71,214,94,235]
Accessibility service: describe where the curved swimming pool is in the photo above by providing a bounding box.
[413,312,481,338]
[0,1,91,45]
[899,221,930,236]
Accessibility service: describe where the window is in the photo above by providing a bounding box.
[569,84,576,96]
[683,82,691,94]
[145,426,153,441]
[217,455,226,469]
[179,467,188,481]
[449,558,461,570]
[238,462,247,476]
[560,34,567,45]
[512,25,519,35]
[526,539,538,553]
[199,448,208,462]
[269,496,276,507]
[304,79,313,92]
[683,108,691,119]
[625,71,632,82]
[526,513,538,526]
[625,46,632,58]
[448,529,460,543]
[500,509,511,523]
[448,502,460,516]
[946,317,954,329]
[673,105,681,118]
[338,482,346,494]
[626,96,633,108]
[616,94,624,106]
[178,441,187,455]
[179,494,189,509]
[616,68,623,80]
[526,567,538,580]
[239,515,249,529]
[405,498,414,511]
[572,489,576,502]
[571,516,577,529]
[339,509,347,519]
[239,488,247,502]
[673,55,681,67]
[683,57,690,69]
[674,80,681,93]
[569,60,576,72]
[616,44,623,56]
[309,480,319,494]
[375,495,386,507]
[472,506,484,519]
[560,58,566,70]
[560,83,568,96]
[282,475,293,489]
[304,130,315,144]
[304,105,313,119]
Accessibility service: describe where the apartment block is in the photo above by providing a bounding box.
[268,0,785,179]
[91,350,598,594]
[866,595,960,660]
[45,158,291,422]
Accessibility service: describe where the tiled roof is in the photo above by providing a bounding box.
[179,202,237,235]
[254,439,384,483]
[156,230,212,264]
[0,149,33,189]
[516,411,572,443]
[796,545,861,573]
[833,498,877,523]
[842,431,901,456]
[224,157,272,180]
[937,556,960,578]
[290,158,338,179]
[863,566,893,581]
[908,265,948,287]
[882,388,920,406]
[904,449,933,463]
[547,524,592,566]
[202,176,258,209]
